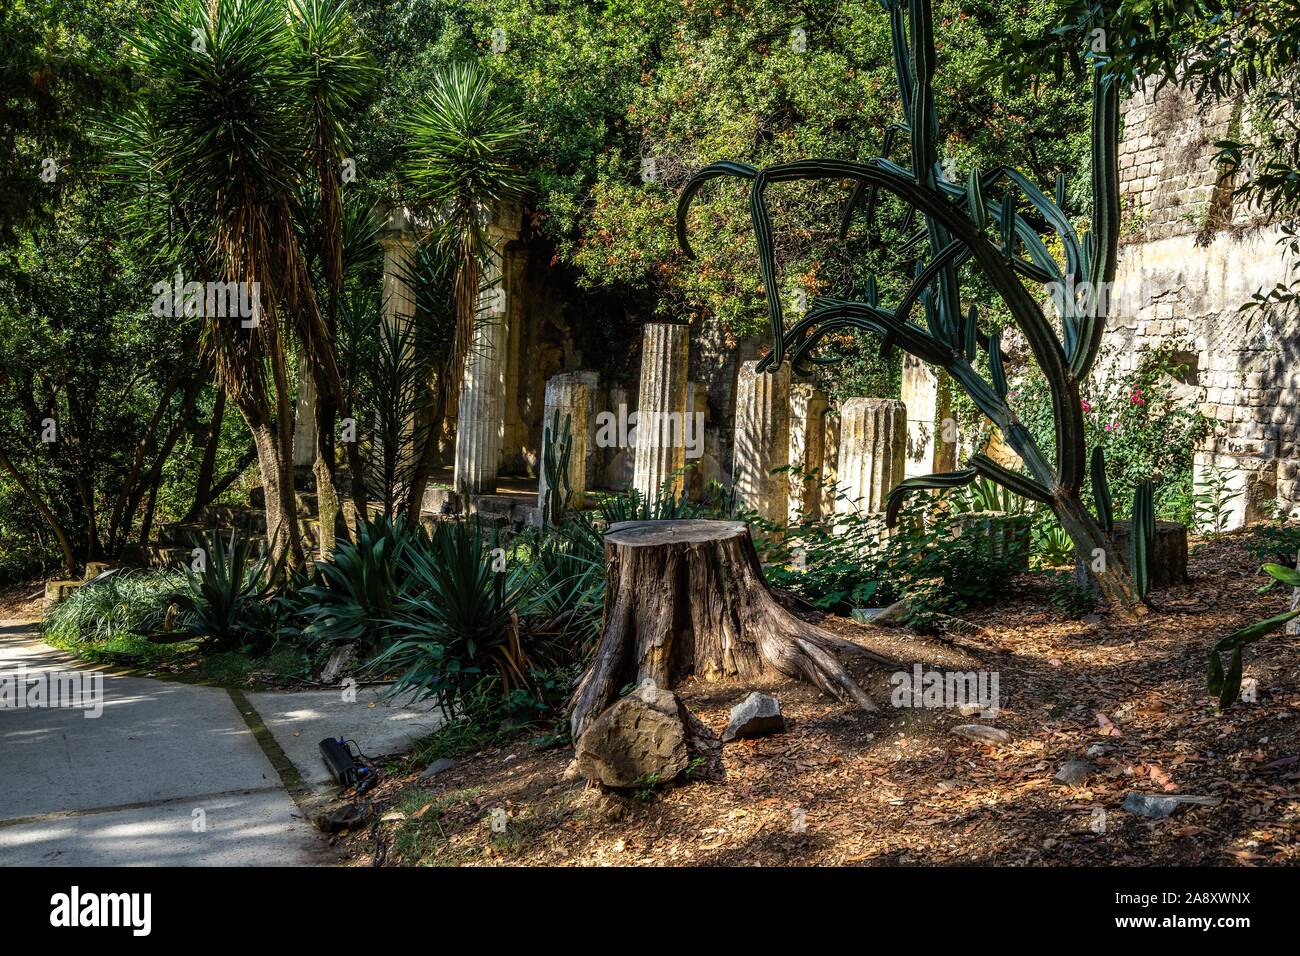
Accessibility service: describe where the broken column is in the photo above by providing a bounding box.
[454,207,520,495]
[901,355,956,479]
[788,382,828,522]
[835,398,906,514]
[632,322,690,501]
[538,371,596,514]
[733,360,791,524]
[821,409,840,518]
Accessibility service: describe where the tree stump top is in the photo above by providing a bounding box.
[605,519,749,547]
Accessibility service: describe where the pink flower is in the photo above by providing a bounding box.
[1130,394,1145,406]
[1105,421,1118,432]
[1081,399,1093,412]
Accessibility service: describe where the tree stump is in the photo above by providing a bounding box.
[569,519,894,739]
[1073,519,1189,592]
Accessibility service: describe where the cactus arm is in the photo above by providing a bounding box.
[971,453,1053,504]
[1091,445,1114,533]
[840,123,909,241]
[885,468,980,527]
[675,160,759,260]
[1131,478,1155,599]
[1070,67,1121,381]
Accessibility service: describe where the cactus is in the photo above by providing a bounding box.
[1091,446,1114,534]
[676,0,1146,613]
[1131,478,1155,600]
[541,409,573,528]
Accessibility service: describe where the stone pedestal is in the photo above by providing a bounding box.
[539,371,596,513]
[454,208,520,495]
[836,398,906,514]
[789,383,828,522]
[733,360,791,524]
[902,355,956,479]
[632,323,690,501]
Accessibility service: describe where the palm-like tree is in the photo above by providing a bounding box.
[401,63,528,519]
[104,0,376,566]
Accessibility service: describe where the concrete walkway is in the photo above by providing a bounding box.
[0,620,443,866]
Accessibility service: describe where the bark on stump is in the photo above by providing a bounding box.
[569,519,890,740]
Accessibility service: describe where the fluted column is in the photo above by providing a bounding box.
[821,409,840,518]
[539,371,596,513]
[734,360,791,525]
[454,207,520,495]
[902,355,956,478]
[632,322,690,500]
[788,382,828,522]
[836,398,906,514]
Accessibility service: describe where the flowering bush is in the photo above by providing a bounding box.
[1013,347,1208,526]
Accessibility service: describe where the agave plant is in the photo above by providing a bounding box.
[371,518,540,715]
[296,514,421,649]
[166,531,283,652]
[677,0,1149,613]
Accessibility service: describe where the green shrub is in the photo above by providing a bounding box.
[1014,346,1208,526]
[1246,522,1300,567]
[755,477,1025,626]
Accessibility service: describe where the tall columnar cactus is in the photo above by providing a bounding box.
[677,0,1148,613]
[541,409,574,528]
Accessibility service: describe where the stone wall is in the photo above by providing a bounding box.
[1101,78,1300,527]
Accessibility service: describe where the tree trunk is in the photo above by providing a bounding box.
[191,385,225,520]
[569,519,896,740]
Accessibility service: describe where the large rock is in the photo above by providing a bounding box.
[573,682,689,788]
[722,692,786,742]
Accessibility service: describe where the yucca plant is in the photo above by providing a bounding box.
[1208,561,1300,709]
[677,0,1148,614]
[102,0,377,566]
[400,63,529,519]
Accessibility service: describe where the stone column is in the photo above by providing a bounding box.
[788,383,828,522]
[538,371,596,513]
[836,398,906,514]
[378,207,418,478]
[454,207,520,495]
[632,322,690,501]
[901,355,956,478]
[821,409,840,518]
[733,360,791,524]
[292,360,318,470]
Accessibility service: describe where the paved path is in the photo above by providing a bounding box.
[0,620,443,866]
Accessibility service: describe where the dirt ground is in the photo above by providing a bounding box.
[340,530,1300,867]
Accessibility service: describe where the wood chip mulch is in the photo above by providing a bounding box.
[340,530,1300,867]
